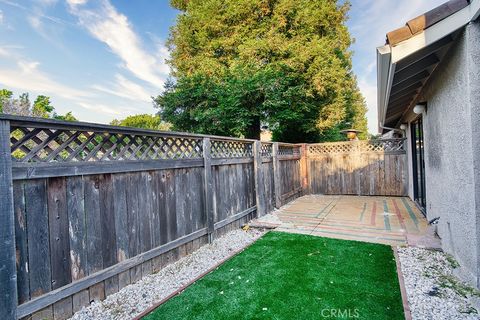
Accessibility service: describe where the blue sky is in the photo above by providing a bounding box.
[0,0,445,133]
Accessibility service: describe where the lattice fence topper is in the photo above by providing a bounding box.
[210,139,253,158]
[261,143,273,158]
[10,127,203,162]
[278,144,301,157]
[308,139,406,155]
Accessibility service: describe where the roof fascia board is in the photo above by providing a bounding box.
[383,63,396,129]
[391,0,480,64]
[376,45,392,132]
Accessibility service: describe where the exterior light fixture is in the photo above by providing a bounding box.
[399,124,407,130]
[413,103,426,114]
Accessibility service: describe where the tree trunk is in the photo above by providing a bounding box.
[245,117,261,140]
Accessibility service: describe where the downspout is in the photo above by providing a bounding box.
[379,124,404,134]
[379,125,405,137]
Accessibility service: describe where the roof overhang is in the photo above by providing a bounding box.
[377,0,480,133]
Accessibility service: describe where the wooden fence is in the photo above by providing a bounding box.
[0,115,407,320]
[0,115,303,320]
[307,139,407,196]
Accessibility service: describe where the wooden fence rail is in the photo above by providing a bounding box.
[0,115,304,320]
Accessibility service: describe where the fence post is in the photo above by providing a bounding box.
[253,141,265,217]
[203,138,215,243]
[299,143,309,195]
[272,142,282,208]
[0,119,17,320]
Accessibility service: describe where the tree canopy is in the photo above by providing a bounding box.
[32,95,54,118]
[0,89,77,121]
[155,0,367,141]
[110,114,172,131]
[53,111,78,122]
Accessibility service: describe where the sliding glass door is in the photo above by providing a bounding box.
[411,118,426,213]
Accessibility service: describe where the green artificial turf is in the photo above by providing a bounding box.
[144,232,404,320]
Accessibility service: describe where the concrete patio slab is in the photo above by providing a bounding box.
[255,195,432,246]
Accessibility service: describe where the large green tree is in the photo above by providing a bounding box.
[155,0,367,141]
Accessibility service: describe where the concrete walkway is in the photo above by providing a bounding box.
[256,195,430,246]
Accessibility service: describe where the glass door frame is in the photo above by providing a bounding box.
[411,117,426,213]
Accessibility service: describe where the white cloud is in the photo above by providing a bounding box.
[0,8,14,30]
[2,0,70,45]
[27,14,41,29]
[26,12,68,48]
[0,54,91,100]
[67,0,88,5]
[0,0,26,10]
[0,0,67,25]
[0,46,152,122]
[0,47,10,57]
[358,78,378,134]
[67,0,169,89]
[365,59,376,75]
[76,101,137,117]
[36,0,58,5]
[92,74,152,101]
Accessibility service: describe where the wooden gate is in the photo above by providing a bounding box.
[307,139,407,196]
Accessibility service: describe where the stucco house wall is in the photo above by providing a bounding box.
[408,21,480,287]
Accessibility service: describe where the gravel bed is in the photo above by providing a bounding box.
[255,212,283,225]
[70,228,265,320]
[398,247,480,320]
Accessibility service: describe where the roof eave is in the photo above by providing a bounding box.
[391,0,480,64]
[376,0,480,132]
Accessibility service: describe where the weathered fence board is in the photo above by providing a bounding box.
[67,176,87,282]
[25,179,51,299]
[100,174,117,268]
[261,160,275,214]
[1,119,17,320]
[84,176,104,275]
[13,181,29,305]
[308,140,407,196]
[272,143,303,206]
[48,177,71,290]
[212,163,255,224]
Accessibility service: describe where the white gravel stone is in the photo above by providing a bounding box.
[70,228,265,320]
[255,212,283,225]
[398,247,480,320]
